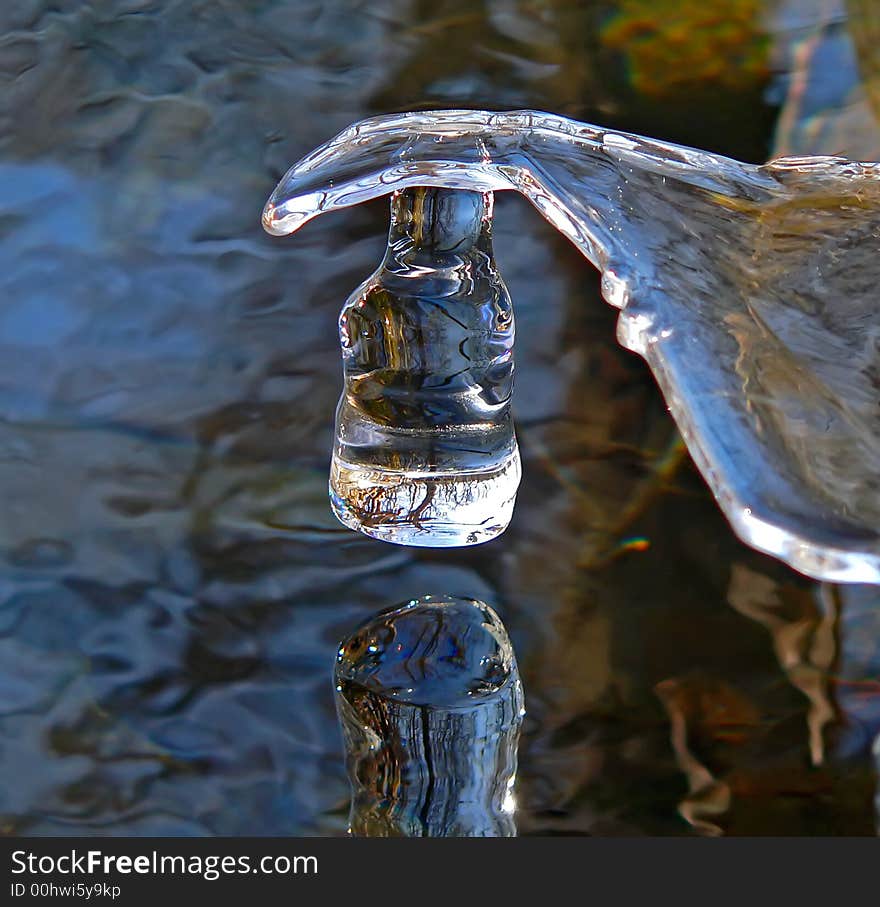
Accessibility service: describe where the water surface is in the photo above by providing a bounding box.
[0,0,878,835]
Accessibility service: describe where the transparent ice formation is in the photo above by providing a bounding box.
[334,594,524,836]
[264,110,880,583]
[330,187,520,547]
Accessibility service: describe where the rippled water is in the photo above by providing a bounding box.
[1,0,878,836]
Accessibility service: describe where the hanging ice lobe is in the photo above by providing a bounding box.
[330,186,520,547]
[264,109,880,583]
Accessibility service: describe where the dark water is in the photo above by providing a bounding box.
[1,0,878,835]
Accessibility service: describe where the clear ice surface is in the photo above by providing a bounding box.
[334,594,523,836]
[264,110,880,583]
[331,187,520,547]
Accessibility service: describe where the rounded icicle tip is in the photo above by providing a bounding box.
[260,196,322,236]
[261,201,282,234]
[335,594,517,710]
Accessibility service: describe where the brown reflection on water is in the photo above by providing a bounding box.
[655,676,741,837]
[728,567,839,768]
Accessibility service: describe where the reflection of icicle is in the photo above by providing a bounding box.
[727,565,839,766]
[335,595,524,836]
[655,678,732,837]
